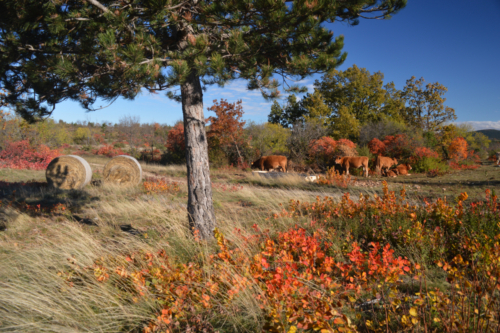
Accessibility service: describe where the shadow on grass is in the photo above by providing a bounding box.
[0,180,100,218]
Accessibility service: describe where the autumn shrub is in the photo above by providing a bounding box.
[449,160,479,170]
[408,147,444,173]
[163,123,186,164]
[316,167,354,188]
[206,99,250,166]
[142,177,180,195]
[367,138,386,155]
[448,137,468,162]
[70,183,500,332]
[308,136,337,169]
[0,140,61,170]
[92,144,127,158]
[383,134,414,159]
[139,149,162,162]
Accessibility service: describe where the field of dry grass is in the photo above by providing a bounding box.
[1,157,500,332]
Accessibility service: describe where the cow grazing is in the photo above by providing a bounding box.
[251,155,288,172]
[375,156,398,176]
[334,156,369,177]
[394,163,412,176]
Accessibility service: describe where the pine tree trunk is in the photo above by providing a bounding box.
[181,71,216,239]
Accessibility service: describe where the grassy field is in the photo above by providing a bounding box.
[1,157,500,332]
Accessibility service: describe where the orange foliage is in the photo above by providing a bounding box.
[142,177,180,195]
[166,123,185,153]
[368,138,386,155]
[308,136,337,156]
[448,137,468,162]
[71,185,500,332]
[316,167,354,188]
[206,99,246,148]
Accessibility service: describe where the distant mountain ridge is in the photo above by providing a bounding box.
[477,129,500,140]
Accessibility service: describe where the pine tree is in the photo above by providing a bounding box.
[0,0,406,239]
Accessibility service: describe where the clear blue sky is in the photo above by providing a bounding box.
[51,0,500,129]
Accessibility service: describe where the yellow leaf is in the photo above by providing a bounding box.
[433,317,441,323]
[409,307,418,317]
[288,326,297,333]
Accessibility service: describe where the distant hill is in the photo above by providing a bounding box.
[477,129,500,140]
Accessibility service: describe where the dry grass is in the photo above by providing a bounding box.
[0,160,347,332]
[2,157,500,332]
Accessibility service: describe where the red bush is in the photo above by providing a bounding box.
[308,137,337,168]
[368,138,386,155]
[383,134,411,158]
[92,145,127,158]
[0,140,61,170]
[414,146,439,160]
[166,123,185,153]
[308,136,337,157]
[336,138,356,149]
[449,161,479,170]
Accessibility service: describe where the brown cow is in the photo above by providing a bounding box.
[251,155,288,172]
[394,163,412,176]
[334,156,369,177]
[383,169,398,177]
[375,156,398,176]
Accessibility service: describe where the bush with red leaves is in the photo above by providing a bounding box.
[92,145,127,158]
[368,138,386,155]
[0,140,62,170]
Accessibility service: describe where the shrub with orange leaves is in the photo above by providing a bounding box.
[142,177,180,195]
[368,138,386,155]
[92,144,127,158]
[337,138,356,149]
[165,123,186,163]
[308,136,337,169]
[448,137,468,162]
[77,184,500,332]
[316,167,354,188]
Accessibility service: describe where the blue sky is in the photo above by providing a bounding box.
[51,0,500,129]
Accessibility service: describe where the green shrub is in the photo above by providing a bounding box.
[413,156,449,173]
[356,144,372,159]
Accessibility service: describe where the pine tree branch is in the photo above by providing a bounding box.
[86,0,111,14]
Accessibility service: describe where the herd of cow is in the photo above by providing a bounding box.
[251,155,412,178]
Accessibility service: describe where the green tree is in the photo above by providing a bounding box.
[0,0,406,238]
[246,122,290,157]
[268,95,306,128]
[73,127,91,145]
[315,65,392,124]
[330,105,360,140]
[402,76,457,132]
[301,89,331,127]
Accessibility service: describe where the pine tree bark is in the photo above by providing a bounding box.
[181,70,216,239]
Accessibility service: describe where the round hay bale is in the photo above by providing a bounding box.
[46,155,92,190]
[103,155,142,186]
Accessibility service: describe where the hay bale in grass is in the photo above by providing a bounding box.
[46,155,92,189]
[103,155,142,186]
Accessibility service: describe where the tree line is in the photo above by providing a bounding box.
[269,65,457,140]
